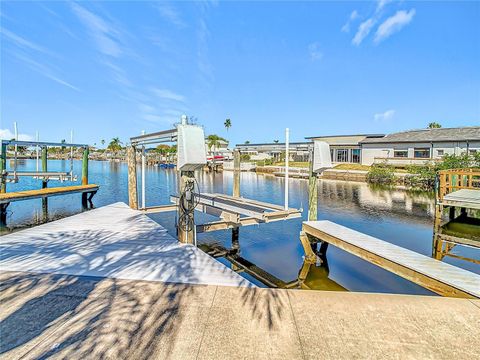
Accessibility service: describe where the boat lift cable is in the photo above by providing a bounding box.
[177,177,201,234]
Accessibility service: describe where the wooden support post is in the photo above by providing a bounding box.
[232,226,240,251]
[449,206,455,220]
[178,171,195,244]
[0,203,8,228]
[299,231,318,263]
[41,146,48,214]
[82,147,89,185]
[0,142,6,193]
[127,146,138,210]
[308,147,318,221]
[233,149,241,198]
[41,147,48,189]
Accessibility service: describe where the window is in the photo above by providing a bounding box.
[336,149,348,162]
[414,148,430,159]
[436,149,444,156]
[351,149,361,163]
[394,149,408,158]
[330,149,334,161]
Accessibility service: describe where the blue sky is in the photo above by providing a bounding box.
[1,1,479,146]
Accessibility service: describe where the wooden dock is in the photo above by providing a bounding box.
[301,220,480,298]
[0,202,253,288]
[433,169,480,263]
[0,184,98,204]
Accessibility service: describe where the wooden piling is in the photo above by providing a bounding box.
[41,147,48,189]
[82,147,89,185]
[178,171,195,244]
[127,146,138,210]
[307,148,318,221]
[0,142,6,193]
[233,149,240,198]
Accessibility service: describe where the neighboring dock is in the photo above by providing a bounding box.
[433,169,480,264]
[301,220,480,298]
[0,202,252,287]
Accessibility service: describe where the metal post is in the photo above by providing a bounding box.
[233,149,240,197]
[13,122,18,178]
[36,132,39,172]
[0,142,7,193]
[141,146,146,209]
[308,147,318,221]
[284,127,289,210]
[70,130,74,181]
[127,146,138,209]
[82,147,89,185]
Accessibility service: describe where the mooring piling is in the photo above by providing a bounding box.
[127,146,138,210]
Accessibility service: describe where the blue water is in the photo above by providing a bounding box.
[2,159,479,294]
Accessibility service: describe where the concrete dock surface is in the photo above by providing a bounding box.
[0,203,252,288]
[1,271,479,360]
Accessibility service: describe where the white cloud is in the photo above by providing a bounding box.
[374,109,396,122]
[341,10,359,33]
[155,2,185,28]
[71,3,122,57]
[308,42,323,61]
[0,129,34,141]
[1,28,52,55]
[352,18,376,46]
[11,52,80,91]
[375,9,416,43]
[151,88,186,102]
[376,0,393,13]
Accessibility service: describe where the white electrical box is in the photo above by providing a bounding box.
[176,123,207,171]
[313,140,332,172]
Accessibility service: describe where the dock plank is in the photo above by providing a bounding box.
[442,189,480,209]
[0,184,99,203]
[0,202,252,288]
[303,220,480,298]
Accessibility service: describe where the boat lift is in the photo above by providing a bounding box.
[127,116,302,245]
[0,139,87,184]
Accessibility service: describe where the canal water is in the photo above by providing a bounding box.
[2,160,479,294]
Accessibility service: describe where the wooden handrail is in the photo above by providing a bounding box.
[437,168,480,201]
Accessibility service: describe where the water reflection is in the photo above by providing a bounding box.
[2,160,479,294]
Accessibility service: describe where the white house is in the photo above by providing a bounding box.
[359,127,480,166]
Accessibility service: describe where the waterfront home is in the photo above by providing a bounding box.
[359,126,480,166]
[236,126,480,167]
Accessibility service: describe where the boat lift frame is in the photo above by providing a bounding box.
[0,139,88,185]
[127,125,301,244]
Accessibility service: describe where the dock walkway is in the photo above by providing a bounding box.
[302,221,480,298]
[0,202,252,288]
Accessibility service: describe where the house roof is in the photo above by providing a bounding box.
[360,127,480,144]
[305,134,384,140]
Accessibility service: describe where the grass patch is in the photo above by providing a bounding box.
[272,161,309,168]
[334,164,370,171]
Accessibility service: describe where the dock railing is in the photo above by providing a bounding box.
[437,168,480,201]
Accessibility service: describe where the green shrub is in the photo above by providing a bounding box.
[366,163,397,185]
[404,154,480,191]
[240,154,251,161]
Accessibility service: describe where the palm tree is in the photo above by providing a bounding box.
[101,139,105,147]
[273,139,279,143]
[207,134,226,167]
[244,140,250,144]
[107,137,123,159]
[224,118,232,131]
[428,122,442,129]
